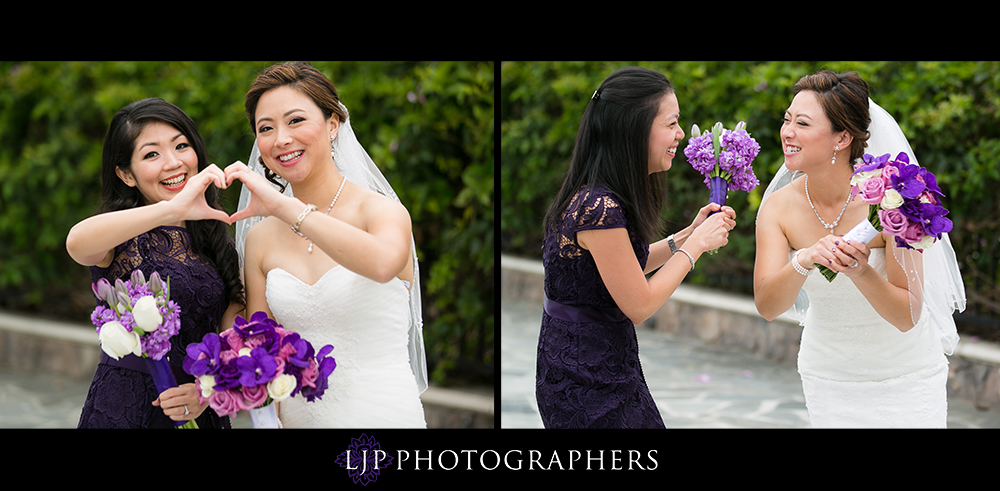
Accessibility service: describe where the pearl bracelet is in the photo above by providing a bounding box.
[677,248,695,272]
[291,204,318,235]
[791,249,813,276]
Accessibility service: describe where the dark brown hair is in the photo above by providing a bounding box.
[244,62,347,192]
[793,70,871,163]
[543,66,674,243]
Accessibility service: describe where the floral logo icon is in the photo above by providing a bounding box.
[335,433,394,485]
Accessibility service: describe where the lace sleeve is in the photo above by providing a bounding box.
[569,187,627,232]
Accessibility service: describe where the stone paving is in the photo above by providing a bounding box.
[502,297,1000,429]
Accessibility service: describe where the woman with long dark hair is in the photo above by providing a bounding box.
[67,98,243,428]
[535,66,736,428]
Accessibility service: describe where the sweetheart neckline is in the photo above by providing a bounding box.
[267,266,411,290]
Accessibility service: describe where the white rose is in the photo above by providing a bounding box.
[131,295,162,333]
[99,320,142,360]
[850,169,881,187]
[198,375,217,399]
[238,347,253,357]
[267,374,297,402]
[880,188,904,209]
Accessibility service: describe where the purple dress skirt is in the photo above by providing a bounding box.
[535,187,666,429]
[77,226,231,429]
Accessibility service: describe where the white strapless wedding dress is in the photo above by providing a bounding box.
[266,266,426,428]
[797,248,949,428]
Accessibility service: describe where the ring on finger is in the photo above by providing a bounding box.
[184,405,190,416]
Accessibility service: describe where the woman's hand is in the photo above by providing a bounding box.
[689,203,734,230]
[224,161,291,223]
[152,383,208,421]
[163,164,231,223]
[800,235,870,274]
[686,204,736,253]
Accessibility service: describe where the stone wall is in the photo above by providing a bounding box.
[502,255,1000,413]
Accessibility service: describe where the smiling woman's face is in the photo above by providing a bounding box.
[117,121,198,205]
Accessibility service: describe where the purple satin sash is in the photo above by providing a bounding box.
[543,293,628,324]
[100,352,194,384]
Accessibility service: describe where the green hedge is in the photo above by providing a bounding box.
[0,61,494,386]
[501,61,1000,339]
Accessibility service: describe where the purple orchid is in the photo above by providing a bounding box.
[236,347,278,387]
[232,310,279,338]
[889,161,926,199]
[183,332,223,377]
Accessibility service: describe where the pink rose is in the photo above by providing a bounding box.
[240,384,269,410]
[209,389,241,418]
[879,208,909,236]
[882,163,900,181]
[300,359,319,389]
[219,349,239,365]
[901,219,926,244]
[220,329,245,351]
[859,176,886,205]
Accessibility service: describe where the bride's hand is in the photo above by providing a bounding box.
[803,235,864,271]
[164,164,231,223]
[225,161,289,223]
[827,236,871,277]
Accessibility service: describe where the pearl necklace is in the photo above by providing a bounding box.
[305,176,347,253]
[804,175,852,235]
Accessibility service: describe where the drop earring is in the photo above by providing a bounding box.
[831,145,839,165]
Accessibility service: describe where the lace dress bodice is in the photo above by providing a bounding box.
[78,226,231,429]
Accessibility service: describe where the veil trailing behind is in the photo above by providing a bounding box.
[757,98,964,355]
[235,102,428,394]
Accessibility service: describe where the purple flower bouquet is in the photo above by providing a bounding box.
[816,152,953,282]
[684,121,761,211]
[183,311,336,428]
[90,270,196,428]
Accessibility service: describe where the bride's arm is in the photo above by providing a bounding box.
[829,237,917,332]
[281,193,412,284]
[226,162,411,285]
[753,197,810,321]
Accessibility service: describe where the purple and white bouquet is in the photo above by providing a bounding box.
[684,121,761,209]
[91,270,196,428]
[851,152,952,249]
[816,152,953,282]
[183,311,336,428]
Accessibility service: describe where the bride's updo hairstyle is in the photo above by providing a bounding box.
[543,66,674,244]
[244,61,349,192]
[792,70,872,164]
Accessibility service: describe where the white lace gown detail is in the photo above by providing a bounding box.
[267,267,426,428]
[797,248,949,428]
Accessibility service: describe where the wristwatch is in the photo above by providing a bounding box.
[667,234,679,254]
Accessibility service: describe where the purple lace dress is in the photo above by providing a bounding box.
[77,226,231,429]
[535,186,665,428]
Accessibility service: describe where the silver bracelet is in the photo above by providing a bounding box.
[667,234,679,254]
[677,248,695,272]
[791,249,813,276]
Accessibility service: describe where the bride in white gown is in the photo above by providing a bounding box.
[754,70,964,428]
[227,62,427,428]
